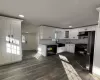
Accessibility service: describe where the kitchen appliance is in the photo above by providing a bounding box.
[75,31,95,73]
[47,45,57,56]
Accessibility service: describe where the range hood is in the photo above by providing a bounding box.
[78,32,88,36]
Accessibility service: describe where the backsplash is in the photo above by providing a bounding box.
[58,39,88,44]
[39,39,56,44]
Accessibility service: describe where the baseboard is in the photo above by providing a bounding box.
[0,59,22,67]
[22,50,37,52]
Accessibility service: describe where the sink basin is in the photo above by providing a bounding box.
[57,43,65,47]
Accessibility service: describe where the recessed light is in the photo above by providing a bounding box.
[69,26,72,28]
[19,15,24,18]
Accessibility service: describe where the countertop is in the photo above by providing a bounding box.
[40,43,58,45]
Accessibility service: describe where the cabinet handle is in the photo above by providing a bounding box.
[11,35,13,38]
[8,35,10,37]
[9,41,10,43]
[11,35,14,43]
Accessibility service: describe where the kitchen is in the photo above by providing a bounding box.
[0,0,100,80]
[38,25,96,72]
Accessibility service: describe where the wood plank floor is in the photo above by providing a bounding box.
[0,51,96,80]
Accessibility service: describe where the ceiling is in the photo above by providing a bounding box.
[0,0,100,28]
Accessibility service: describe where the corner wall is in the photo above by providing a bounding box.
[22,24,38,50]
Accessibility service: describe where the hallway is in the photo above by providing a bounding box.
[0,51,97,80]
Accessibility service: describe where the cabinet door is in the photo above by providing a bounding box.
[69,30,73,39]
[65,44,70,52]
[56,29,65,39]
[56,31,62,39]
[11,21,22,62]
[69,44,75,53]
[0,39,4,65]
[78,26,96,32]
[39,26,43,39]
[0,18,11,38]
[46,27,55,39]
[71,29,79,39]
[1,38,12,64]
[69,29,79,39]
[40,26,55,39]
[87,26,96,31]
[78,27,88,32]
[0,19,12,65]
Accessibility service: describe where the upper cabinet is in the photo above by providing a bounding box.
[39,26,55,39]
[39,25,96,40]
[78,26,96,32]
[69,26,96,39]
[55,29,65,39]
[39,26,67,39]
[69,29,79,39]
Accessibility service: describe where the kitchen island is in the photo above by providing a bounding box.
[38,44,57,56]
[38,43,67,56]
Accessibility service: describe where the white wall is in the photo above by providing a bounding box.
[22,24,38,50]
[93,12,100,75]
[93,24,100,76]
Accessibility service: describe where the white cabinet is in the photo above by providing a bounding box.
[57,47,66,53]
[39,26,55,39]
[0,16,22,65]
[69,29,79,39]
[70,44,75,53]
[1,38,12,64]
[55,29,65,39]
[65,44,75,53]
[65,44,70,52]
[78,26,96,32]
[11,21,22,62]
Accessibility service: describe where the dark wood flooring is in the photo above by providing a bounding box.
[0,51,96,80]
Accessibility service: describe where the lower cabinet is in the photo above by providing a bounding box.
[65,44,70,52]
[65,44,75,53]
[57,47,66,53]
[70,44,75,53]
[0,38,22,65]
[0,38,12,65]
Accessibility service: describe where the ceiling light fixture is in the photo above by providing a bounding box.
[19,15,24,18]
[69,26,72,28]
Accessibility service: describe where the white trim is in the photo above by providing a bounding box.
[93,66,100,76]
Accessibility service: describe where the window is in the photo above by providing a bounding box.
[65,31,69,38]
[22,35,26,43]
